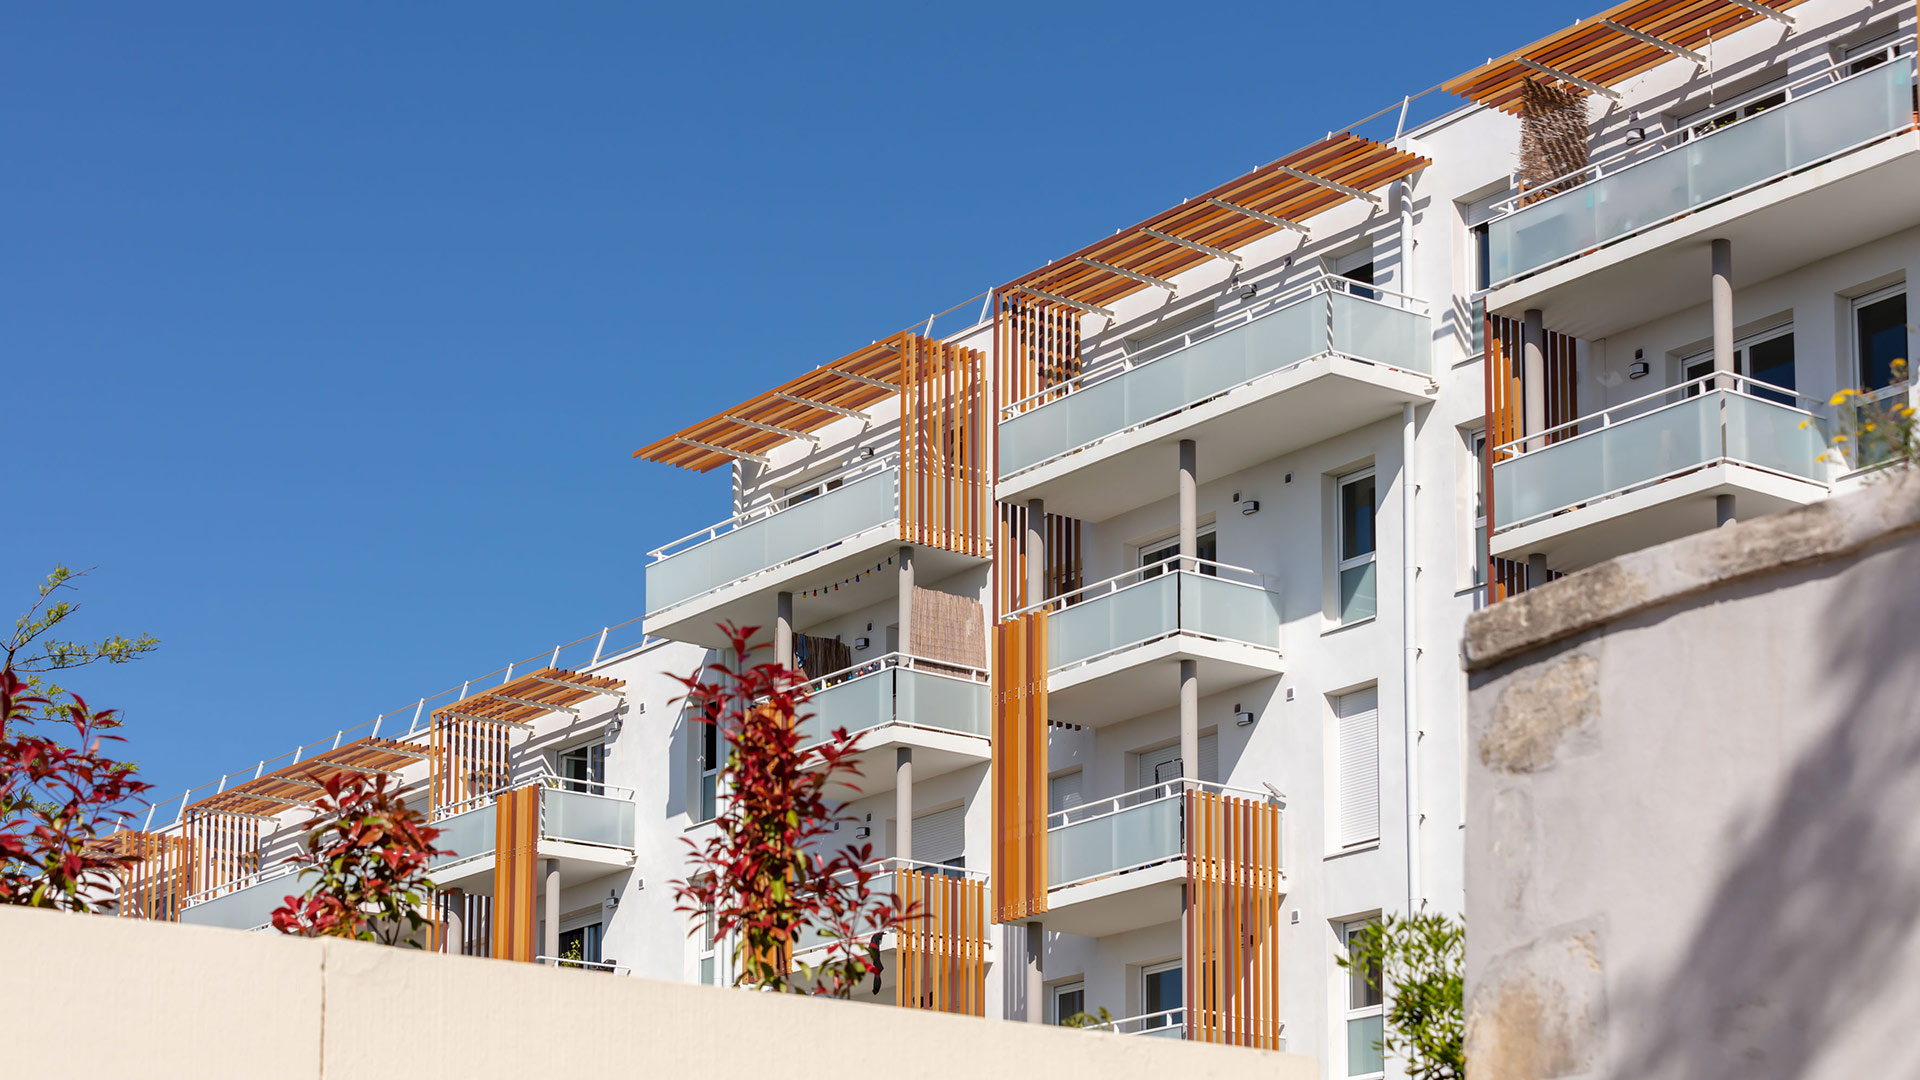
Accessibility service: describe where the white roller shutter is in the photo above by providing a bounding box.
[913,806,965,867]
[1134,733,1219,789]
[1049,770,1084,815]
[1336,687,1381,847]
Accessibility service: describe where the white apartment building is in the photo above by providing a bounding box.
[109,1,1916,1077]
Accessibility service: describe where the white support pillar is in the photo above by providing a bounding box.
[1025,921,1045,1022]
[543,859,561,961]
[1025,498,1046,606]
[1178,440,1198,572]
[443,888,465,955]
[775,592,794,670]
[1712,239,1735,390]
[896,748,914,864]
[1522,309,1547,451]
[897,547,915,656]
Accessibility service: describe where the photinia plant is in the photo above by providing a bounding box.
[0,666,152,910]
[671,622,916,996]
[270,772,446,947]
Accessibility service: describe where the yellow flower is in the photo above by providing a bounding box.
[1830,391,1857,405]
[1834,435,1849,442]
[1865,423,1878,433]
[1798,419,1810,429]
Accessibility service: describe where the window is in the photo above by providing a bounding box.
[1135,733,1219,793]
[1845,32,1902,76]
[1141,960,1183,1031]
[1337,470,1377,623]
[1682,325,1796,406]
[1048,769,1085,815]
[1342,919,1386,1078]
[1467,430,1488,589]
[781,474,843,509]
[1335,688,1380,849]
[557,922,603,967]
[556,741,606,794]
[1138,529,1217,577]
[697,704,720,822]
[1126,302,1217,361]
[697,893,718,985]
[911,806,966,871]
[1331,247,1378,301]
[1052,981,1087,1025]
[1681,75,1786,139]
[1854,286,1908,392]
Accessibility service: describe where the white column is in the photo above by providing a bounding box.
[897,546,915,657]
[1025,921,1045,1022]
[1178,440,1197,571]
[443,888,465,955]
[542,859,561,961]
[1024,498,1046,606]
[775,592,794,670]
[896,748,913,863]
[1712,239,1735,389]
[1522,309,1547,451]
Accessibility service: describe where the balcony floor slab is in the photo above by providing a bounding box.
[1491,462,1829,572]
[1047,636,1284,729]
[820,726,991,801]
[1486,131,1920,339]
[1044,861,1187,938]
[429,841,632,896]
[997,355,1434,523]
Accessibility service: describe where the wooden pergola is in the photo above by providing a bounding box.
[1000,133,1431,314]
[634,338,916,474]
[430,666,626,730]
[187,737,429,818]
[1444,0,1810,114]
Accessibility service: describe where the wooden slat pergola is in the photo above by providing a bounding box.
[430,666,626,729]
[633,338,913,473]
[1000,133,1431,312]
[187,737,430,818]
[1443,0,1810,115]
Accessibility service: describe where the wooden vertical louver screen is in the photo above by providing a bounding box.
[1483,311,1577,602]
[899,332,991,559]
[185,810,260,900]
[991,613,1049,922]
[996,293,1083,419]
[895,868,988,1015]
[430,713,512,819]
[1185,789,1285,1049]
[111,831,195,921]
[490,785,540,962]
[994,503,1084,615]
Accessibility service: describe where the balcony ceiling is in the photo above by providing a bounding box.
[1444,0,1810,115]
[1002,134,1429,312]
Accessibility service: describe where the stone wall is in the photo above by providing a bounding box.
[1462,474,1920,1079]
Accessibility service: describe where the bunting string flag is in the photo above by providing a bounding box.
[801,555,897,597]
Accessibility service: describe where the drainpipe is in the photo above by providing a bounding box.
[1402,402,1422,917]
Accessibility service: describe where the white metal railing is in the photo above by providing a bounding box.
[1011,556,1273,619]
[1490,371,1817,459]
[1104,1007,1187,1037]
[647,453,900,561]
[179,859,306,910]
[142,616,653,831]
[1048,778,1283,892]
[536,956,631,975]
[1482,38,1904,286]
[1009,556,1283,675]
[1049,777,1281,831]
[1001,272,1428,419]
[796,652,990,697]
[1491,371,1829,531]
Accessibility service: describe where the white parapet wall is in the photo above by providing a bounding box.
[4,905,1317,1080]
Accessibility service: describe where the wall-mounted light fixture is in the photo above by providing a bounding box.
[854,636,871,651]
[1239,282,1258,300]
[855,826,871,839]
[1629,348,1649,379]
[858,446,875,459]
[1234,703,1256,726]
[1241,499,1260,516]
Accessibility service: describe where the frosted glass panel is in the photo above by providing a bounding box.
[801,667,988,748]
[429,805,496,868]
[1048,575,1177,669]
[180,874,298,931]
[1339,562,1377,623]
[542,787,634,849]
[1179,574,1283,648]
[1347,1015,1385,1076]
[1490,59,1912,281]
[1492,393,1822,527]
[897,670,989,737]
[647,472,896,614]
[1000,290,1431,475]
[797,872,897,952]
[1048,795,1182,886]
[800,670,891,748]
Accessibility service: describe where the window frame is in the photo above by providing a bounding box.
[1341,918,1387,1079]
[696,703,721,823]
[1051,980,1087,1025]
[1140,958,1184,1031]
[555,740,607,794]
[1852,283,1909,398]
[1136,527,1218,577]
[1336,468,1379,624]
[1466,428,1488,590]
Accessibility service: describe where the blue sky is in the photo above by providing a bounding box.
[2,2,1574,806]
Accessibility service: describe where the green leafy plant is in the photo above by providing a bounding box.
[671,622,916,997]
[5,566,159,729]
[1338,913,1465,1080]
[1815,358,1917,471]
[270,773,446,946]
[1060,1006,1114,1029]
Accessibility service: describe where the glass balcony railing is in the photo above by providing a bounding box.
[1491,375,1827,531]
[1048,780,1283,891]
[178,866,306,931]
[1487,49,1916,285]
[429,803,497,869]
[790,859,983,954]
[998,275,1431,478]
[542,785,635,850]
[795,654,990,750]
[646,464,898,616]
[1029,558,1282,673]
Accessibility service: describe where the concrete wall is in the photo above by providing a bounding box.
[1461,473,1920,1079]
[2,905,1316,1080]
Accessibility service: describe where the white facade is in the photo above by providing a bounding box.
[136,2,1917,1078]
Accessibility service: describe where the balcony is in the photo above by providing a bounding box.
[1021,559,1283,727]
[797,654,991,799]
[1044,780,1283,938]
[430,778,639,895]
[644,461,988,648]
[178,864,305,932]
[997,274,1434,521]
[1490,375,1831,571]
[1485,47,1920,338]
